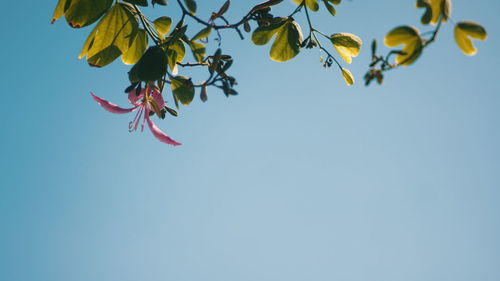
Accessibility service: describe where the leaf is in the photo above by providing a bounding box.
[183,0,197,14]
[128,46,168,82]
[250,0,284,14]
[292,0,319,12]
[323,1,336,16]
[330,33,362,64]
[270,20,303,62]
[342,68,354,86]
[166,39,186,71]
[252,18,303,62]
[192,26,212,41]
[79,3,139,67]
[152,0,169,6]
[210,0,230,21]
[122,29,148,65]
[51,0,71,24]
[416,0,432,25]
[251,19,287,45]
[200,84,208,102]
[61,0,114,28]
[188,40,206,62]
[171,76,195,106]
[153,16,172,36]
[454,21,487,56]
[124,0,148,7]
[384,26,423,66]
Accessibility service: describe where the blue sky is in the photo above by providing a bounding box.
[1,1,499,280]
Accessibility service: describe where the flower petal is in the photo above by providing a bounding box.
[91,93,137,114]
[150,88,166,108]
[128,88,145,105]
[146,113,181,146]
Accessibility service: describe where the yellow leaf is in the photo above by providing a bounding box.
[454,21,487,56]
[330,33,362,64]
[384,26,423,66]
[342,68,354,86]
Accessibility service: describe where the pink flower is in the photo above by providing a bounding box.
[91,85,181,146]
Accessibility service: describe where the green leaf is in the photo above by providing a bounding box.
[323,1,336,16]
[327,0,341,4]
[152,0,168,6]
[384,26,423,66]
[270,20,303,62]
[416,0,432,25]
[51,0,71,24]
[128,46,168,82]
[330,33,362,64]
[251,19,287,45]
[124,0,148,7]
[250,0,284,14]
[183,0,197,14]
[454,21,487,56]
[62,0,114,28]
[171,76,195,106]
[153,16,172,36]
[292,0,319,12]
[122,29,148,65]
[192,26,212,41]
[252,18,303,62]
[79,3,139,67]
[166,39,186,71]
[188,40,206,63]
[342,68,354,86]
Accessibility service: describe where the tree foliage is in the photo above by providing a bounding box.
[51,0,487,145]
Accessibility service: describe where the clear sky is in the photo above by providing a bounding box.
[1,1,499,281]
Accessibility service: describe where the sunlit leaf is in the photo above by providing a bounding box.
[417,0,451,25]
[270,20,303,62]
[384,26,423,66]
[122,29,148,65]
[51,0,71,24]
[454,21,487,56]
[251,18,287,45]
[166,39,186,72]
[330,33,362,64]
[192,26,212,41]
[153,16,172,36]
[171,76,195,106]
[292,0,319,12]
[342,68,354,86]
[59,0,114,28]
[252,18,303,62]
[79,3,138,67]
[188,40,206,62]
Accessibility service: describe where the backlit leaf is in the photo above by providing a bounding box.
[153,16,172,36]
[330,33,362,64]
[342,68,354,86]
[62,0,113,28]
[384,26,423,65]
[454,21,487,56]
[79,3,139,67]
[128,46,168,82]
[292,0,319,12]
[122,29,148,65]
[192,26,212,41]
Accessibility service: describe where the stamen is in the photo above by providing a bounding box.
[129,106,144,132]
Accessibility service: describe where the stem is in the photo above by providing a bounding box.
[303,4,342,69]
